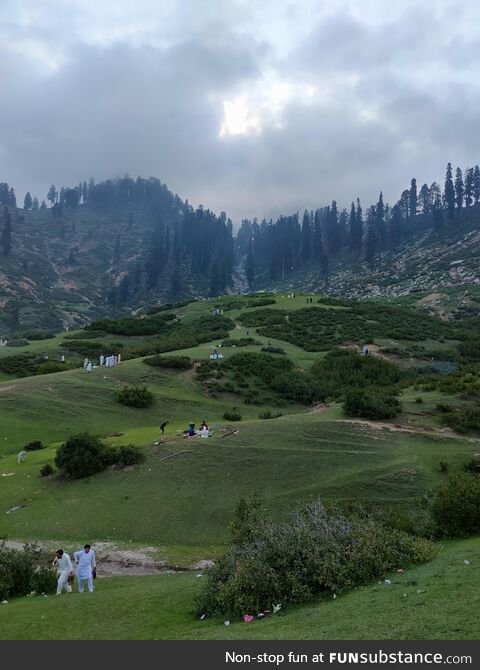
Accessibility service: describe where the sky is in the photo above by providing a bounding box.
[1,0,480,222]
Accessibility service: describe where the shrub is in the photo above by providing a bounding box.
[258,411,283,419]
[197,499,435,617]
[143,355,192,369]
[36,361,74,375]
[431,474,480,536]
[55,432,111,479]
[443,405,480,433]
[25,440,45,452]
[436,403,453,413]
[465,456,480,474]
[40,463,55,477]
[261,346,285,354]
[21,331,55,341]
[415,397,423,404]
[343,389,401,420]
[0,542,55,601]
[30,566,57,594]
[116,385,155,408]
[116,444,144,467]
[439,461,449,473]
[223,409,242,421]
[6,338,29,347]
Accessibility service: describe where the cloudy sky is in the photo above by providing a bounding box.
[1,0,480,222]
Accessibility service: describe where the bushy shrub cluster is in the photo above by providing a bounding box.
[87,312,176,336]
[442,405,480,433]
[0,542,57,601]
[54,432,144,479]
[223,409,242,421]
[116,385,155,408]
[62,340,105,356]
[0,353,41,378]
[221,337,259,348]
[144,355,192,369]
[24,440,45,451]
[431,474,480,536]
[343,389,401,420]
[261,345,285,354]
[242,304,454,352]
[21,331,55,341]
[197,498,434,617]
[40,463,55,477]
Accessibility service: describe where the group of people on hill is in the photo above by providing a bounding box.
[53,544,96,595]
[83,353,121,372]
[183,420,209,438]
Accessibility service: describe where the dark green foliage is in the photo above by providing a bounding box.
[311,349,401,400]
[21,331,55,341]
[442,405,480,432]
[24,440,44,451]
[143,355,192,369]
[55,432,111,479]
[36,361,75,375]
[197,500,434,617]
[223,409,242,421]
[261,345,285,354]
[0,542,56,601]
[6,338,29,347]
[116,444,145,467]
[243,304,451,352]
[431,474,480,536]
[62,340,104,356]
[0,354,42,378]
[116,385,155,408]
[258,410,283,419]
[457,337,480,361]
[54,432,143,478]
[343,389,401,420]
[40,463,55,477]
[465,456,480,474]
[88,312,175,336]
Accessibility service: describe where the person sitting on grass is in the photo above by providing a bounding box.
[184,422,196,437]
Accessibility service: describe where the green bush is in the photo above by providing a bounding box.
[197,499,435,617]
[40,463,55,477]
[25,440,45,451]
[55,432,111,479]
[258,411,283,419]
[0,542,55,601]
[261,345,285,354]
[116,385,155,408]
[21,331,55,341]
[223,409,242,421]
[343,389,401,420]
[143,355,192,369]
[30,566,58,594]
[116,444,145,467]
[6,338,30,347]
[36,361,75,375]
[431,474,480,536]
[443,405,480,433]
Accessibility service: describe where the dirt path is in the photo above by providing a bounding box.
[3,541,214,576]
[337,418,480,442]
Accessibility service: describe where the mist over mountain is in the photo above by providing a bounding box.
[1,161,480,333]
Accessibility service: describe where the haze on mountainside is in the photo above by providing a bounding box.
[2,0,480,222]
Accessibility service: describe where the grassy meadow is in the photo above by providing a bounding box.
[0,293,479,639]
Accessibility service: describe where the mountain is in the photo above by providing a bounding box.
[2,163,480,333]
[0,177,234,333]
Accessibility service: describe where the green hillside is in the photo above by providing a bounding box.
[0,293,479,639]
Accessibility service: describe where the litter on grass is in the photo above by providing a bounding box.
[243,615,254,623]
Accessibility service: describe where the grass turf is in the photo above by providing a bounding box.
[0,537,478,640]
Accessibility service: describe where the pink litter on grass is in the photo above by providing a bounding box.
[243,615,254,623]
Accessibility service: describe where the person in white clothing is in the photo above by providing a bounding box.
[53,549,73,595]
[74,544,96,593]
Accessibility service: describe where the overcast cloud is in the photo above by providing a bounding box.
[1,0,480,222]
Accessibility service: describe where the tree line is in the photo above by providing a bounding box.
[238,163,480,285]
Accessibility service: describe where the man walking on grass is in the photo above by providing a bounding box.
[53,549,73,595]
[74,544,96,593]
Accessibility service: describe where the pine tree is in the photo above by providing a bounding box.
[23,192,32,210]
[301,210,312,262]
[47,185,57,207]
[473,166,480,205]
[365,206,377,269]
[1,207,12,256]
[375,192,386,249]
[40,200,47,209]
[8,188,16,207]
[465,167,474,207]
[454,167,464,210]
[419,183,430,214]
[355,198,363,252]
[409,178,417,217]
[444,163,455,221]
[32,196,39,210]
[390,204,403,247]
[117,276,130,305]
[245,238,255,288]
[432,189,444,232]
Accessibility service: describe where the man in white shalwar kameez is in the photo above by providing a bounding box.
[53,549,73,595]
[74,544,96,593]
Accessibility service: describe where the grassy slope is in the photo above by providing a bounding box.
[1,537,478,640]
[1,409,477,552]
